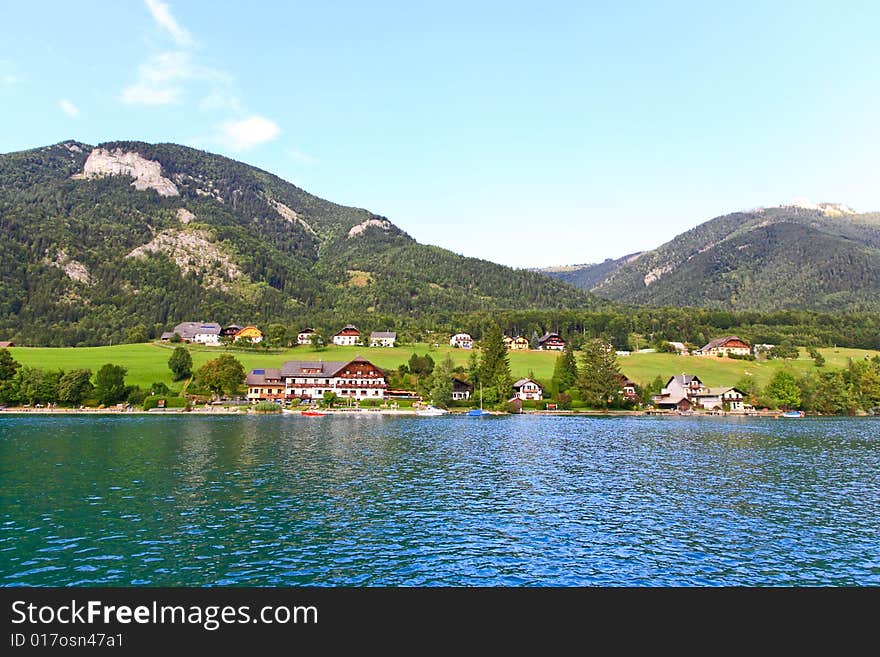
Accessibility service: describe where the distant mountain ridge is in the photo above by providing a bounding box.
[0,140,597,345]
[539,204,880,312]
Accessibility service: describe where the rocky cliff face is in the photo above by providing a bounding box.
[76,148,179,196]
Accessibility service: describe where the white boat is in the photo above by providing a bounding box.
[417,405,448,416]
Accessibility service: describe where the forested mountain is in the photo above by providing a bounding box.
[536,252,643,290]
[541,204,880,312]
[0,140,597,345]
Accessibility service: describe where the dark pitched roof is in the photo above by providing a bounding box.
[513,378,542,389]
[666,374,703,387]
[538,332,564,343]
[700,335,749,351]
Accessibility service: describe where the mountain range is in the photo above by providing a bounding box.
[0,140,596,345]
[539,203,880,312]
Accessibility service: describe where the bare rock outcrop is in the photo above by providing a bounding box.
[75,148,179,197]
[347,218,392,238]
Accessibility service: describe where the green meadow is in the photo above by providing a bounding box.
[6,343,878,392]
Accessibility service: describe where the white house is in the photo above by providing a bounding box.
[171,321,221,346]
[370,331,397,348]
[450,332,473,349]
[332,325,362,346]
[512,378,543,401]
[297,328,317,345]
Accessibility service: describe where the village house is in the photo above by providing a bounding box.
[370,331,397,348]
[452,377,472,401]
[332,325,362,346]
[297,328,317,345]
[695,335,751,357]
[503,335,529,351]
[163,322,222,345]
[619,376,638,401]
[537,332,566,351]
[246,368,285,402]
[502,336,513,350]
[652,374,745,411]
[0,341,14,348]
[668,341,688,355]
[278,356,386,401]
[234,326,263,344]
[220,324,243,338]
[512,378,544,401]
[450,332,474,349]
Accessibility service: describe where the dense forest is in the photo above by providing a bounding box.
[0,140,596,345]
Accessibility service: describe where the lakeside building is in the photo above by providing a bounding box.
[332,325,362,346]
[512,378,544,401]
[245,368,285,402]
[695,336,751,357]
[370,331,397,347]
[652,374,745,411]
[247,356,387,403]
[537,332,566,351]
[452,377,472,401]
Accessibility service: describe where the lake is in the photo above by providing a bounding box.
[1,414,878,586]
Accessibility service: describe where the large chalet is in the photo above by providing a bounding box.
[537,332,566,351]
[247,356,387,403]
[696,336,751,357]
[162,322,222,345]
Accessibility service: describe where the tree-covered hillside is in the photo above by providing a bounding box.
[0,140,597,345]
[541,205,880,312]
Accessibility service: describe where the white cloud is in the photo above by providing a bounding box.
[216,115,281,151]
[144,0,192,47]
[199,90,242,112]
[120,51,190,105]
[59,98,79,117]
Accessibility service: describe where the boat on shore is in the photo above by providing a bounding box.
[416,405,448,416]
[468,383,491,417]
[300,410,327,417]
[780,410,805,418]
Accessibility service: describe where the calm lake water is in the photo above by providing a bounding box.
[1,414,878,586]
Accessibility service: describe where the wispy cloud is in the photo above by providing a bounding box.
[144,0,193,47]
[59,98,79,117]
[0,60,18,87]
[121,51,190,105]
[289,149,318,165]
[216,116,281,151]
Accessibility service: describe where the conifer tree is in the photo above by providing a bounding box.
[576,337,623,409]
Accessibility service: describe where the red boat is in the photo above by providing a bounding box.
[300,410,327,416]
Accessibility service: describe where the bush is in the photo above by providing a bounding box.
[253,401,282,413]
[126,386,147,405]
[728,353,756,361]
[557,392,572,410]
[359,399,380,407]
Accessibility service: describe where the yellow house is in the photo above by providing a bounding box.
[512,336,529,350]
[502,336,514,349]
[234,325,263,344]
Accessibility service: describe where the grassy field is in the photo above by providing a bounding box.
[7,343,879,392]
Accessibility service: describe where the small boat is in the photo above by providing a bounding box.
[300,410,327,417]
[417,405,448,416]
[468,383,490,417]
[781,410,804,418]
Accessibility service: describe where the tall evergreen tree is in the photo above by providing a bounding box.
[429,355,455,408]
[479,325,512,405]
[0,348,20,381]
[552,342,578,393]
[576,337,623,409]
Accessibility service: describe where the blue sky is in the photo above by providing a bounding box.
[2,1,878,267]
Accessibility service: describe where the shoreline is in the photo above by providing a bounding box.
[0,407,850,418]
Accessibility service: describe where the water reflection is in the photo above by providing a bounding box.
[0,415,878,586]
